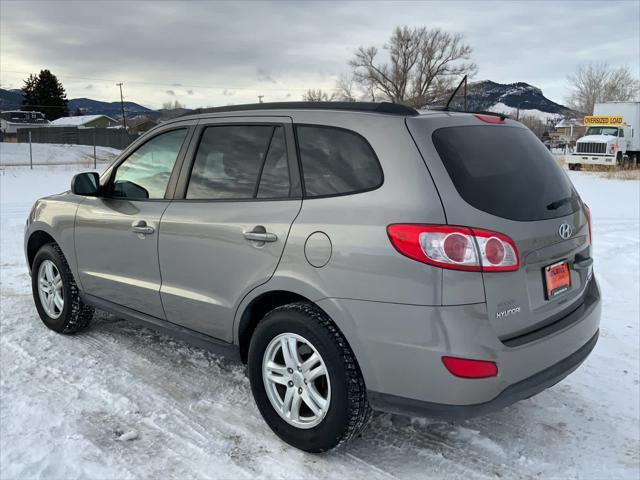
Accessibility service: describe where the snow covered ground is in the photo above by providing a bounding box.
[1,147,638,479]
[0,142,120,167]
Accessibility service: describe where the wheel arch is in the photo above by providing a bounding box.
[236,290,311,363]
[26,229,57,270]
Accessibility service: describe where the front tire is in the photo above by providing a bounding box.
[31,244,94,334]
[248,302,371,452]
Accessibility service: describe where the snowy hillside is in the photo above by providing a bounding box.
[441,80,572,119]
[0,145,638,479]
[488,102,562,122]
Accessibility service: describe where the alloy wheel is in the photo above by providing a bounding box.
[37,259,64,319]
[262,332,331,429]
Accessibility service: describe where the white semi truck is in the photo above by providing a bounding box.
[568,101,640,169]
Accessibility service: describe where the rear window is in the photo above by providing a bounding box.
[296,125,382,197]
[432,125,580,221]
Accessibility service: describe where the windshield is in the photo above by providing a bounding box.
[432,125,580,221]
[586,127,619,136]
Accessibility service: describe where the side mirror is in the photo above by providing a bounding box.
[71,172,100,196]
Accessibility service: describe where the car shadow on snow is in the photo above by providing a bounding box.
[79,312,608,479]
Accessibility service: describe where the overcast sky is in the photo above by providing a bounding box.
[1,0,638,109]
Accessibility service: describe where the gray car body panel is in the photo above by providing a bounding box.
[159,116,302,341]
[25,194,81,278]
[406,114,593,339]
[25,105,601,418]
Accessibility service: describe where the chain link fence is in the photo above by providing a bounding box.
[16,126,137,150]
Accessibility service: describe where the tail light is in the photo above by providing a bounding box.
[387,224,519,272]
[442,356,498,378]
[584,203,592,244]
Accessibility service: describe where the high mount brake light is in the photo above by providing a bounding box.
[387,224,520,272]
[474,113,505,124]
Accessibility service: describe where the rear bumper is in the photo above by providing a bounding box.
[368,330,598,419]
[317,276,601,417]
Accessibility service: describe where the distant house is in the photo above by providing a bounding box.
[127,115,159,135]
[51,114,117,128]
[0,110,50,135]
[550,118,585,145]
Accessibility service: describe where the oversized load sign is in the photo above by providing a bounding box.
[583,116,624,126]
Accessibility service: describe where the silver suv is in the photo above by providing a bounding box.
[25,102,601,452]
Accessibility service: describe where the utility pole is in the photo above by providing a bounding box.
[116,82,126,129]
[258,95,264,104]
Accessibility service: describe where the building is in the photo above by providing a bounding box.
[0,110,49,136]
[126,115,159,135]
[51,114,118,128]
[550,118,586,146]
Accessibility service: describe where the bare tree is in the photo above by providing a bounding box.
[162,99,185,110]
[349,26,476,107]
[301,88,337,102]
[567,62,640,115]
[334,73,357,102]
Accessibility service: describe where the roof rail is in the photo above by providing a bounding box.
[182,101,419,117]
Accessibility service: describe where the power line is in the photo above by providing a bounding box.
[1,69,312,92]
[116,82,126,129]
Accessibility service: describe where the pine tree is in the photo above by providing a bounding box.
[21,70,69,120]
[21,74,38,112]
[73,107,83,116]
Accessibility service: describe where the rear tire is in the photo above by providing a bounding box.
[31,244,94,334]
[248,302,371,452]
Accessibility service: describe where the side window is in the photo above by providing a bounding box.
[111,129,187,199]
[619,129,624,138]
[296,125,383,198]
[186,125,288,200]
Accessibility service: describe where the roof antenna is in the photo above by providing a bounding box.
[444,75,468,111]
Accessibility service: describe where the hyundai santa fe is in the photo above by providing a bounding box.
[25,102,601,452]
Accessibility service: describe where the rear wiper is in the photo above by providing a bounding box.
[546,196,574,210]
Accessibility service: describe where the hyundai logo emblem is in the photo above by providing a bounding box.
[558,223,573,240]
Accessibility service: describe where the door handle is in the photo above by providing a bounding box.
[131,220,155,235]
[243,225,277,243]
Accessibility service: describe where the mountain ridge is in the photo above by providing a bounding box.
[440,80,571,120]
[0,88,153,118]
[2,80,572,121]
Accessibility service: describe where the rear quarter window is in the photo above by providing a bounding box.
[432,125,580,221]
[296,125,383,198]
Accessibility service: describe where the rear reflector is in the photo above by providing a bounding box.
[387,224,519,272]
[584,203,592,245]
[442,356,498,379]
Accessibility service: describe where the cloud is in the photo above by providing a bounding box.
[1,1,637,108]
[257,67,277,84]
